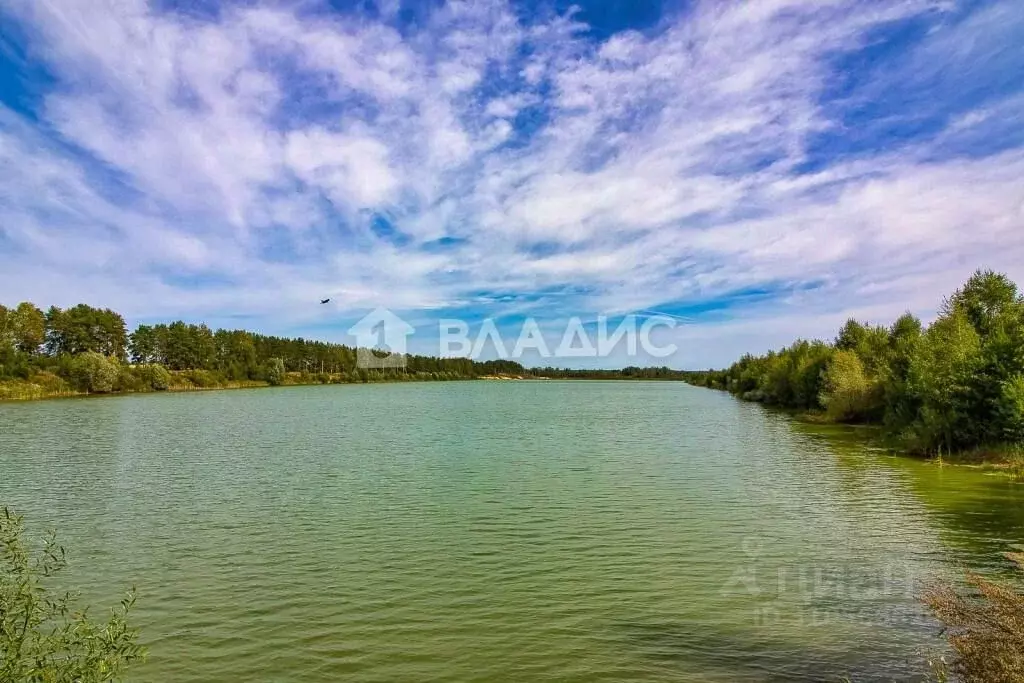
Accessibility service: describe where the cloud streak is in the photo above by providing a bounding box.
[0,0,1021,366]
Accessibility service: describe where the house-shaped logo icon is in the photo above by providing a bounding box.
[347,307,415,368]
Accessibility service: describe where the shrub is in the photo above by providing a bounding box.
[133,363,170,391]
[148,364,171,390]
[820,350,877,422]
[183,369,222,388]
[998,375,1024,443]
[29,371,71,395]
[69,351,120,393]
[116,367,146,393]
[0,508,145,681]
[264,358,285,386]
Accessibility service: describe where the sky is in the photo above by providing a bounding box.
[0,0,1022,369]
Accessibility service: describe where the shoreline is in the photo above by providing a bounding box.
[0,373,480,403]
[0,373,696,403]
[725,390,1024,475]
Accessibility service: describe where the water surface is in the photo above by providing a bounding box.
[2,382,1022,682]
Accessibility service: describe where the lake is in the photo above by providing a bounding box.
[2,381,1023,682]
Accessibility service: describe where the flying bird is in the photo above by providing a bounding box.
[320,298,330,304]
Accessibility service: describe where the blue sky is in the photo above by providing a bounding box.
[1,0,1022,368]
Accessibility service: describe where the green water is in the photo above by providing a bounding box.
[2,382,1022,682]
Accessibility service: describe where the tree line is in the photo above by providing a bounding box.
[685,270,1024,455]
[0,302,699,399]
[532,366,690,380]
[0,303,537,396]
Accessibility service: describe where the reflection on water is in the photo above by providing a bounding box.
[1,382,1022,682]
[794,419,1024,570]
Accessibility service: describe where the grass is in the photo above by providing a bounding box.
[0,369,477,403]
[938,444,1024,479]
[924,552,1024,683]
[0,374,81,401]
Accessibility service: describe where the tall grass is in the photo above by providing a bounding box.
[924,552,1024,682]
[0,373,79,401]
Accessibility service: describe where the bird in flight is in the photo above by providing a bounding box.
[320,298,330,304]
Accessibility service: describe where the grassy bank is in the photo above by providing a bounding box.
[0,368,478,403]
[938,443,1024,479]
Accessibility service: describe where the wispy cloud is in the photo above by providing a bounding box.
[0,0,1021,366]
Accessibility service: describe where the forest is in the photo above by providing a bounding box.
[0,303,690,400]
[685,270,1024,457]
[0,303,535,399]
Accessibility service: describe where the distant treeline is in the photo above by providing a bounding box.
[685,270,1024,456]
[532,366,690,380]
[0,303,690,399]
[0,303,538,397]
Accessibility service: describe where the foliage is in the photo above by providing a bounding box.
[0,508,145,682]
[530,365,691,380]
[146,364,171,391]
[264,358,286,386]
[12,303,46,355]
[924,552,1024,683]
[182,369,223,389]
[0,299,542,398]
[685,270,1024,457]
[45,305,127,360]
[820,350,876,422]
[905,307,983,452]
[68,352,121,394]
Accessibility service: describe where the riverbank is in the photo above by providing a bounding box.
[684,271,1024,471]
[0,368,696,402]
[0,369,477,402]
[781,401,1024,475]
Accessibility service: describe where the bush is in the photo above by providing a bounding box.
[133,363,170,390]
[183,369,222,388]
[116,366,146,393]
[69,351,120,393]
[28,371,70,395]
[998,375,1024,443]
[820,350,878,422]
[1,507,145,681]
[264,358,285,386]
[149,364,171,390]
[925,551,1024,683]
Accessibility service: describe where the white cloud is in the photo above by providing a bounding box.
[0,0,1021,365]
[285,128,398,208]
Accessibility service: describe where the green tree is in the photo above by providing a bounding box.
[949,269,1021,337]
[12,303,46,355]
[835,319,868,352]
[820,349,875,422]
[1,508,144,682]
[998,374,1024,443]
[882,313,923,432]
[907,307,983,452]
[0,305,12,350]
[129,325,157,365]
[0,305,14,375]
[45,305,127,359]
